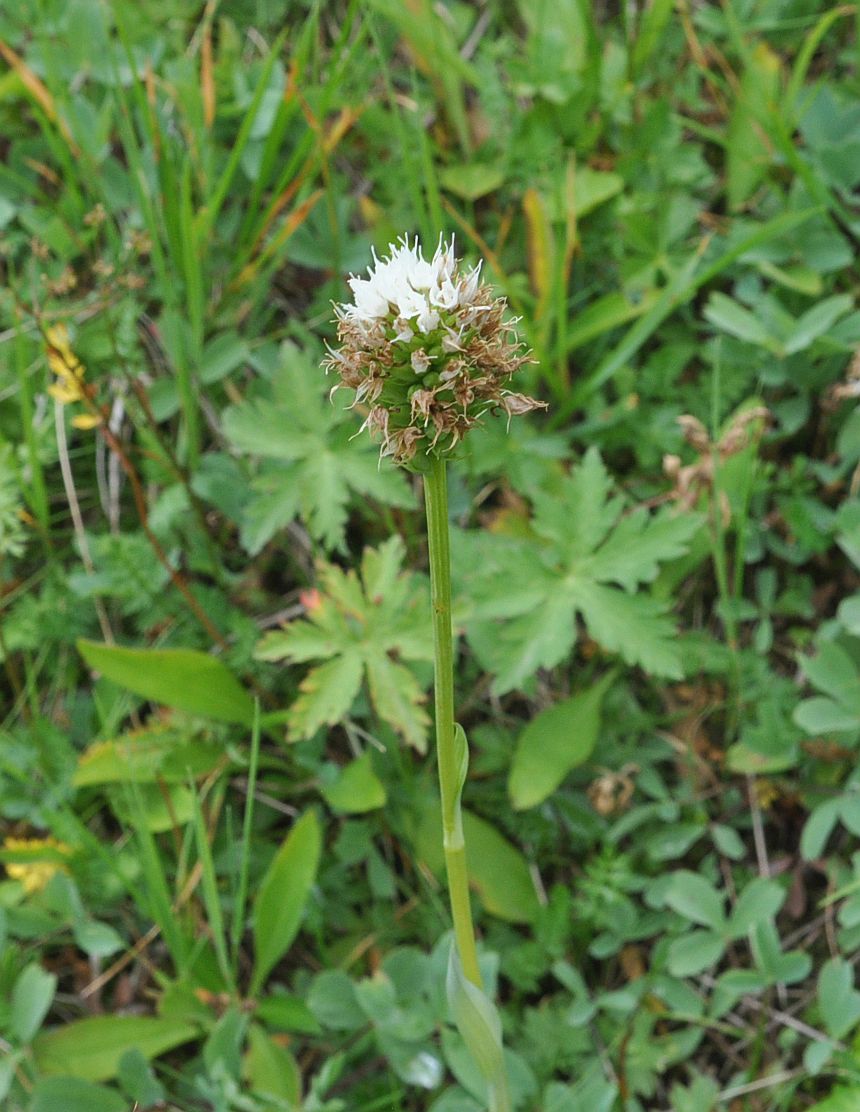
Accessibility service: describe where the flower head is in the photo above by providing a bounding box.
[4,836,71,894]
[325,236,545,466]
[45,324,102,430]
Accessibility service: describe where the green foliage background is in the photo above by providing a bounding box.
[1,1,860,1109]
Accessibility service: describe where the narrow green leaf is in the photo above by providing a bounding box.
[446,947,510,1112]
[251,810,321,995]
[725,42,781,209]
[77,641,254,725]
[446,723,469,845]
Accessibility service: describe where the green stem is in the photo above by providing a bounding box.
[424,455,482,989]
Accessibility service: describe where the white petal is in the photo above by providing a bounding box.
[349,276,389,319]
[430,278,459,310]
[417,306,440,332]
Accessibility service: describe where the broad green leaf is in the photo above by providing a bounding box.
[256,538,433,746]
[533,448,619,558]
[117,1047,166,1107]
[704,292,779,350]
[33,1016,199,1081]
[446,947,509,1112]
[11,963,56,1043]
[571,580,684,678]
[800,642,860,712]
[255,992,322,1035]
[365,652,431,752]
[801,799,842,860]
[544,1078,617,1112]
[509,671,614,809]
[664,871,726,931]
[252,810,321,994]
[808,1088,860,1112]
[440,163,506,200]
[750,920,812,985]
[667,930,725,977]
[307,969,366,1031]
[320,752,387,813]
[588,508,703,592]
[818,957,860,1039]
[0,1053,16,1104]
[413,800,540,923]
[238,471,302,555]
[30,1078,128,1112]
[77,641,254,725]
[223,343,413,551]
[784,293,854,354]
[711,823,745,860]
[242,1023,302,1104]
[463,451,697,690]
[794,697,860,735]
[74,728,222,787]
[468,593,578,695]
[570,167,623,218]
[200,330,251,385]
[73,919,125,959]
[110,782,195,833]
[287,652,364,740]
[728,878,785,937]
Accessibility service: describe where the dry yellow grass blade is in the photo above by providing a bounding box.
[201,23,215,130]
[250,104,361,256]
[232,188,324,288]
[523,187,553,321]
[0,38,79,155]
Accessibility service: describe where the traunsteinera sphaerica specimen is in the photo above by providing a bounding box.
[326,236,544,1112]
[325,235,543,466]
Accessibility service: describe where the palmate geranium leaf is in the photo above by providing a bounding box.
[457,449,702,693]
[255,537,434,748]
[222,342,414,552]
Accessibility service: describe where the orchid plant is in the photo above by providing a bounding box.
[325,236,544,1111]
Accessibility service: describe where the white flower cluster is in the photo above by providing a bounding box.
[326,233,544,465]
[340,236,484,335]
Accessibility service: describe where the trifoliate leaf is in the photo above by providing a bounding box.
[255,537,433,748]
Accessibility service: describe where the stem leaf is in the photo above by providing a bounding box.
[446,944,511,1112]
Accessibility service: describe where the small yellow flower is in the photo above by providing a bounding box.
[45,323,102,428]
[4,836,71,894]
